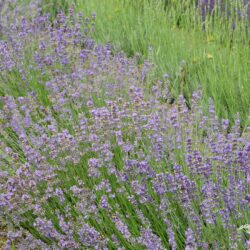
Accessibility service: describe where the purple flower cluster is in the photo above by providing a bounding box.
[197,0,250,21]
[0,5,250,250]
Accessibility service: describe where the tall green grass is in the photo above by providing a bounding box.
[61,0,250,129]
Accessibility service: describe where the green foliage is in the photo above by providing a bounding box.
[41,0,70,20]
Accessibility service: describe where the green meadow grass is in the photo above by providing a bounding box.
[49,0,250,129]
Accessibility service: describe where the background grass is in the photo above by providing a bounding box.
[42,0,250,129]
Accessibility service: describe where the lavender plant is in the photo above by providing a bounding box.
[198,0,250,19]
[71,0,250,130]
[0,9,250,250]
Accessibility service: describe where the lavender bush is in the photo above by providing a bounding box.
[166,0,250,32]
[0,6,250,250]
[198,0,250,19]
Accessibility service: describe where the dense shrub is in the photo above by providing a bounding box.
[0,9,250,249]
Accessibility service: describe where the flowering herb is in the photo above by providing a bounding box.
[0,3,250,250]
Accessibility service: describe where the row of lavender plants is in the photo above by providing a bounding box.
[197,0,250,19]
[0,4,250,250]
